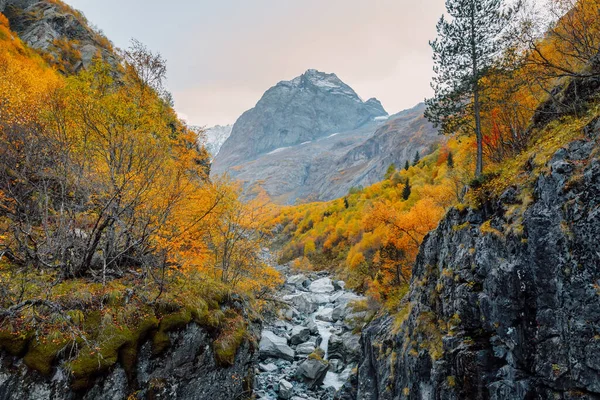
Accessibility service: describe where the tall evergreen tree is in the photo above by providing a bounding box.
[447,151,455,169]
[404,160,410,171]
[413,151,420,166]
[425,0,513,177]
[402,178,412,200]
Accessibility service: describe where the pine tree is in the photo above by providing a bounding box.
[425,0,513,177]
[447,151,454,169]
[402,178,412,200]
[404,160,410,171]
[413,151,420,166]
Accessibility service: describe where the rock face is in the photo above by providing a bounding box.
[351,123,600,399]
[0,322,258,400]
[214,69,387,169]
[212,71,440,204]
[1,0,118,72]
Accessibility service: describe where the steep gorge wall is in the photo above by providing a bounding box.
[348,118,600,400]
[0,321,259,400]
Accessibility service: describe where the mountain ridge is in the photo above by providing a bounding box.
[212,70,440,204]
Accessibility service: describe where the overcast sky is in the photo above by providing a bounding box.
[65,0,447,127]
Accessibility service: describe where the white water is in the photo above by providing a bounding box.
[312,307,345,390]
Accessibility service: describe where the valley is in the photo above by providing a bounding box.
[0,0,599,400]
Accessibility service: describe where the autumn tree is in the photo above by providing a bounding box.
[385,164,397,180]
[426,0,514,177]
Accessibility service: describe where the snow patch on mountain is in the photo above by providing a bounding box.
[199,124,233,158]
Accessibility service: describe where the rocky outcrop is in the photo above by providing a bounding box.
[0,321,259,400]
[1,0,119,72]
[351,119,600,399]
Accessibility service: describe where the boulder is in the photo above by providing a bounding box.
[327,335,345,361]
[341,332,361,363]
[290,326,311,345]
[259,363,279,373]
[333,280,346,291]
[295,358,329,389]
[305,318,319,335]
[329,358,345,373]
[287,274,309,287]
[309,277,335,293]
[331,305,346,322]
[258,330,295,361]
[296,342,316,356]
[315,307,335,322]
[278,379,294,399]
[282,293,318,314]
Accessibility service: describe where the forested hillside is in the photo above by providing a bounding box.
[271,0,600,318]
[0,3,279,395]
[0,0,599,399]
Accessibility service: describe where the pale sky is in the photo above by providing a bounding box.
[65,0,447,127]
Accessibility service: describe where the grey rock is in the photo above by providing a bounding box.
[259,331,295,361]
[287,274,310,287]
[296,343,316,356]
[305,318,319,335]
[295,358,329,389]
[1,0,119,73]
[329,359,345,373]
[309,277,335,294]
[278,379,294,399]
[315,308,335,322]
[333,281,346,291]
[259,363,279,373]
[290,326,311,345]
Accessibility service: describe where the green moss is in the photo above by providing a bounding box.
[213,313,247,367]
[447,375,456,387]
[308,347,326,361]
[24,333,71,376]
[452,222,469,231]
[152,308,192,355]
[0,330,29,356]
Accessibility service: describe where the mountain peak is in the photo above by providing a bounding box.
[277,69,365,102]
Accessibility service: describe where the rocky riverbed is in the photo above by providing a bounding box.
[254,269,366,400]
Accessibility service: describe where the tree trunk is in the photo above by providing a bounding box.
[471,0,484,177]
[474,83,484,177]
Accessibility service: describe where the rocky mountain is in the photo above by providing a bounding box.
[200,124,233,158]
[339,118,600,400]
[212,70,440,204]
[1,0,118,72]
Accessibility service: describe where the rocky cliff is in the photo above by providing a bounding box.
[211,71,439,204]
[1,0,118,72]
[0,321,259,400]
[347,117,600,399]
